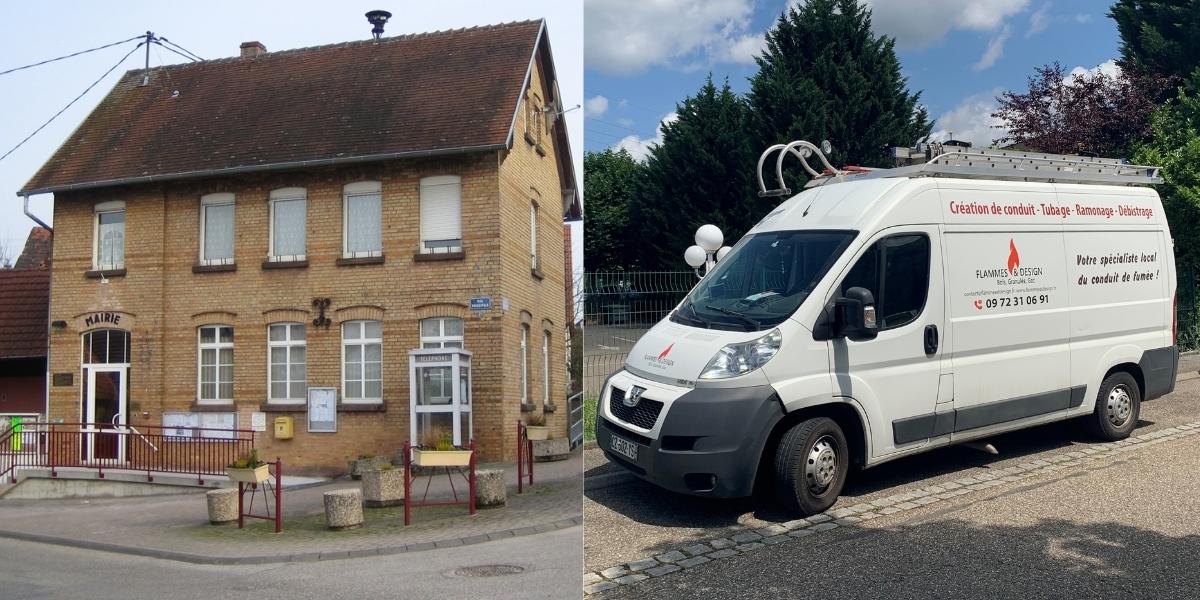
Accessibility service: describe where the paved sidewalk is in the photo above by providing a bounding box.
[0,450,582,564]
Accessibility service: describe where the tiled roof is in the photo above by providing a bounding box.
[0,268,49,359]
[21,20,545,195]
[14,227,51,270]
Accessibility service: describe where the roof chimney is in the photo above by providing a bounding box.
[239,41,267,58]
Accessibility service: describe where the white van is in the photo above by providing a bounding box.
[596,142,1179,515]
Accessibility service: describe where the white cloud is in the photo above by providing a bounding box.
[929,89,1007,148]
[613,112,678,160]
[863,0,1028,48]
[584,95,610,118]
[616,117,635,127]
[1027,2,1050,38]
[1072,13,1092,23]
[584,0,759,74]
[1068,59,1121,80]
[972,25,1011,71]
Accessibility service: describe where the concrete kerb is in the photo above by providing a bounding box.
[582,419,1200,595]
[0,516,583,566]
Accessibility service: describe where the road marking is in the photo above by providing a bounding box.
[583,420,1200,595]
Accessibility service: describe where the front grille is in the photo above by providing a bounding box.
[608,386,664,430]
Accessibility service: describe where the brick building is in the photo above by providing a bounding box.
[16,20,580,473]
[0,228,52,429]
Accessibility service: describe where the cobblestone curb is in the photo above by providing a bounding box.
[0,515,582,566]
[583,421,1200,595]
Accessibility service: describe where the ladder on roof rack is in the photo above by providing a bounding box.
[756,140,1163,196]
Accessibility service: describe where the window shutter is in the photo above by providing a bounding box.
[419,176,462,251]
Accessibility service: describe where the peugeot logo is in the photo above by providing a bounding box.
[623,386,646,408]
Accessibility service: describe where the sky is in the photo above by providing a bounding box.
[583,0,1122,160]
[0,1,583,278]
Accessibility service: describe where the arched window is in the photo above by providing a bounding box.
[268,323,306,403]
[197,325,234,404]
[82,329,130,365]
[342,320,382,403]
[420,317,464,349]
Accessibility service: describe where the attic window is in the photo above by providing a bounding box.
[525,92,543,146]
[93,201,125,271]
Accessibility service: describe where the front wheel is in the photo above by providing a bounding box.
[773,417,849,516]
[1086,372,1141,441]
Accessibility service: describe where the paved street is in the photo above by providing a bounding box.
[585,374,1200,598]
[0,526,581,600]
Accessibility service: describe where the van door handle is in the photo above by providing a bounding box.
[924,325,939,355]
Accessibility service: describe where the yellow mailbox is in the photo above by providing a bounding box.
[274,416,294,440]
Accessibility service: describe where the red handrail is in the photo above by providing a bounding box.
[0,422,255,485]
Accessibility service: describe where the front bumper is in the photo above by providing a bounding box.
[596,373,784,498]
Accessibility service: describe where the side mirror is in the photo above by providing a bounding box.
[836,287,878,341]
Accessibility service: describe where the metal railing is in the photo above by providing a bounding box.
[567,391,585,448]
[0,422,255,485]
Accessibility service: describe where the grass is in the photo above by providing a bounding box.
[583,395,597,442]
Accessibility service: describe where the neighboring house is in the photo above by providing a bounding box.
[17,20,580,472]
[0,229,52,430]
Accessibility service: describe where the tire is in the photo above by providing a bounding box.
[773,417,849,516]
[1086,371,1141,441]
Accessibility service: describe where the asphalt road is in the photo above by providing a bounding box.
[0,526,582,600]
[585,375,1200,585]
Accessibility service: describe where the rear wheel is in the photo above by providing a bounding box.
[1086,371,1140,441]
[773,417,848,516]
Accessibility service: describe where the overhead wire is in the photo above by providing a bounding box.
[152,40,199,63]
[0,34,145,77]
[158,37,204,62]
[0,41,147,164]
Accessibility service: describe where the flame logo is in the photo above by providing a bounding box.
[658,343,674,360]
[1007,239,1020,273]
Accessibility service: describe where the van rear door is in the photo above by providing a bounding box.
[827,225,947,457]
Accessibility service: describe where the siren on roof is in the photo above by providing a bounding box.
[365,10,392,40]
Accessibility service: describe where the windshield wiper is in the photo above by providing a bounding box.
[681,301,710,327]
[704,304,761,329]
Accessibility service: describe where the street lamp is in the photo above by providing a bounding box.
[684,224,732,278]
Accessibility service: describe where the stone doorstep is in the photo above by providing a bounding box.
[584,419,1200,594]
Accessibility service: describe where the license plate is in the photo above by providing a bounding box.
[610,434,639,462]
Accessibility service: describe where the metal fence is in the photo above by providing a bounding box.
[582,271,696,396]
[1178,263,1199,352]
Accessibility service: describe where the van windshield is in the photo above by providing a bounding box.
[673,230,856,331]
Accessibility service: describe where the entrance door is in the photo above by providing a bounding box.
[85,367,127,462]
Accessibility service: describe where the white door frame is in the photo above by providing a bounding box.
[84,365,128,463]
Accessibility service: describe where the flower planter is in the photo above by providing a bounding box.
[362,468,405,507]
[525,425,550,441]
[412,448,473,467]
[226,464,270,484]
[349,456,388,480]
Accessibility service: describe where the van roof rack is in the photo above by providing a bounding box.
[756,140,1163,196]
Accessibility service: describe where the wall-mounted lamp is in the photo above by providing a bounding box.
[51,320,68,329]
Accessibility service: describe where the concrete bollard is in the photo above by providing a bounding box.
[532,438,570,462]
[475,468,507,508]
[324,488,364,530]
[362,467,405,508]
[206,488,238,525]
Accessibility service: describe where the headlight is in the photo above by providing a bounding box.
[699,329,782,379]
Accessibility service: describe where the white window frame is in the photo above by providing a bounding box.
[93,200,126,271]
[268,187,307,262]
[420,317,464,349]
[197,325,234,404]
[341,320,383,404]
[542,330,551,406]
[530,200,539,271]
[199,193,236,265]
[418,175,463,254]
[521,325,529,405]
[342,181,383,259]
[267,323,306,404]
